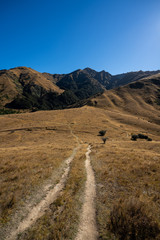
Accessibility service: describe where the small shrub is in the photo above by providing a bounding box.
[108,197,160,240]
[99,130,106,136]
[138,134,148,139]
[94,100,98,106]
[131,133,152,142]
[102,137,107,144]
[131,134,138,141]
[147,138,152,141]
[0,108,19,115]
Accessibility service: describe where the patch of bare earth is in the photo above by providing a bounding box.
[75,145,98,240]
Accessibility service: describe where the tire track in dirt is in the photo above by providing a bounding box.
[75,145,98,240]
[1,130,80,240]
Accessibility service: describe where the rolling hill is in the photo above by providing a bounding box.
[0,67,63,109]
[91,73,160,125]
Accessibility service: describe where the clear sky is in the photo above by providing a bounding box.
[0,0,160,75]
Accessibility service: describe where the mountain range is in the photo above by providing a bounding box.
[0,66,160,111]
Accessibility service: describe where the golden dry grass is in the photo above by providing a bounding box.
[17,145,87,240]
[0,111,76,223]
[92,141,160,239]
[0,103,160,239]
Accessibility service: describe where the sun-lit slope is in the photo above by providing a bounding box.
[0,104,160,238]
[0,67,63,107]
[92,139,160,239]
[92,73,160,124]
[57,107,160,239]
[10,67,63,93]
[0,109,77,224]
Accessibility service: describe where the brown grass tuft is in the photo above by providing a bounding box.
[108,197,160,240]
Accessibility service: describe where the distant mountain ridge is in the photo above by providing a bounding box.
[0,66,160,111]
[42,67,160,91]
[92,72,160,124]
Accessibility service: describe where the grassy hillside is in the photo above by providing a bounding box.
[91,73,160,125]
[0,67,64,110]
[0,102,160,239]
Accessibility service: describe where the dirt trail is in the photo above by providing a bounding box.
[75,145,98,240]
[1,128,98,240]
[2,145,80,240]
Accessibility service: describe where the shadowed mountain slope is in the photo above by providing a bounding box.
[56,69,105,100]
[0,66,160,111]
[0,67,63,107]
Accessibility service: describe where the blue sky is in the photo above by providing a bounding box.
[0,0,160,74]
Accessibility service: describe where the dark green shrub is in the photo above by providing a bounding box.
[147,138,152,141]
[102,137,107,144]
[94,100,98,106]
[138,134,148,139]
[0,108,19,115]
[131,135,138,141]
[131,134,152,141]
[99,130,106,136]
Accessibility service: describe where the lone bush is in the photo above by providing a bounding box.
[131,133,152,142]
[102,137,107,144]
[131,134,138,141]
[137,134,148,139]
[94,100,98,106]
[108,197,160,240]
[99,130,106,136]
